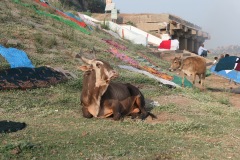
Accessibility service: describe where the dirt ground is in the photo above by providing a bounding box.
[162,51,239,107]
[146,74,240,124]
[145,51,240,123]
[205,74,239,108]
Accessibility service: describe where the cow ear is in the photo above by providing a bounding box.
[78,65,91,71]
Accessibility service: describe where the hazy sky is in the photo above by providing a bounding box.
[113,0,240,49]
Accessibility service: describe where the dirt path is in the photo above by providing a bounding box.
[160,51,240,108]
[145,68,240,124]
[205,74,240,108]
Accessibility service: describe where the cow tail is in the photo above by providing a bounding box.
[139,92,157,120]
[148,112,157,119]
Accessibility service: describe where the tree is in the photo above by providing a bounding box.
[87,0,105,13]
[59,0,105,13]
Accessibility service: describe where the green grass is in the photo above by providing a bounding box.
[1,0,240,159]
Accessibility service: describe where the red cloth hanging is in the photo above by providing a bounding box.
[158,40,171,49]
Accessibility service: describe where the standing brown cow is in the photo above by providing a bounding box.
[169,56,206,89]
[78,53,156,120]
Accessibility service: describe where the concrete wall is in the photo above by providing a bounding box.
[91,13,210,52]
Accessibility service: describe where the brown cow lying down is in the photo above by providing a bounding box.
[169,56,206,89]
[78,54,157,121]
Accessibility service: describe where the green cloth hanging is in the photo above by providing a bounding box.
[13,0,90,35]
[206,69,211,77]
[172,75,193,87]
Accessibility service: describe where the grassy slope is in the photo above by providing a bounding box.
[1,0,240,160]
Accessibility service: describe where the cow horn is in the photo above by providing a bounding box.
[93,47,96,59]
[81,56,93,64]
[78,49,93,64]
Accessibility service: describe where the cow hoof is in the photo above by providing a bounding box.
[82,114,93,119]
[113,113,122,121]
[140,113,149,120]
[131,115,138,119]
[83,116,93,119]
[131,112,141,119]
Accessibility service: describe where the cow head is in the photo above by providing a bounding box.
[169,56,182,71]
[78,55,119,87]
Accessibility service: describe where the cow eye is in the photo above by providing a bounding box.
[96,63,101,68]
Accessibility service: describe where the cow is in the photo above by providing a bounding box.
[78,53,157,121]
[169,56,206,89]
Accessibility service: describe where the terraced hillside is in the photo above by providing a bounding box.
[1,0,240,160]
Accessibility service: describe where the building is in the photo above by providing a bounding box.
[117,13,210,53]
[93,13,210,53]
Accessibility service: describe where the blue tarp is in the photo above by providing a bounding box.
[0,45,34,68]
[65,12,83,22]
[210,65,240,84]
[65,12,93,31]
[215,56,238,71]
